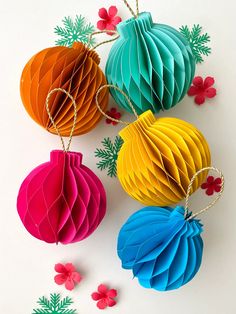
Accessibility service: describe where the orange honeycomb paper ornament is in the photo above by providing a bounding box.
[20,42,108,136]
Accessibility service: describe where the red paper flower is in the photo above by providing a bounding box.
[106,107,121,125]
[188,76,217,105]
[54,263,82,291]
[201,176,222,196]
[91,284,117,310]
[97,6,122,35]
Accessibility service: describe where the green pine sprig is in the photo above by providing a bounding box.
[95,136,123,178]
[54,15,95,47]
[179,24,211,63]
[32,293,76,314]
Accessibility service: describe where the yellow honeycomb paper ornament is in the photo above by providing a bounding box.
[117,110,211,206]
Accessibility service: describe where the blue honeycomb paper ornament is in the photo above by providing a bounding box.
[117,206,204,291]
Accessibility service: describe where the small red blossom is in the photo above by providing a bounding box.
[97,6,122,35]
[106,107,121,125]
[188,76,216,105]
[201,176,222,196]
[91,284,117,310]
[54,263,82,291]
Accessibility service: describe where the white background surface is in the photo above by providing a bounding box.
[0,0,236,313]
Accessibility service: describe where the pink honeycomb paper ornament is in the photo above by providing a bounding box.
[17,150,106,244]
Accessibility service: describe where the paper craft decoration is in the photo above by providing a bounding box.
[105,12,195,114]
[55,15,95,47]
[179,25,211,64]
[54,263,82,291]
[188,76,216,105]
[91,284,118,309]
[33,293,76,314]
[105,107,122,125]
[17,150,106,244]
[95,136,123,177]
[117,206,203,291]
[117,110,211,206]
[97,6,122,35]
[20,42,108,136]
[201,175,222,196]
[117,167,224,291]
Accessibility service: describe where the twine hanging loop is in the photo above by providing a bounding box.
[45,88,77,152]
[96,84,139,125]
[88,1,140,49]
[184,167,224,220]
[122,0,139,18]
[88,30,120,50]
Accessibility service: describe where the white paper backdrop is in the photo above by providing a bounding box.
[0,0,235,313]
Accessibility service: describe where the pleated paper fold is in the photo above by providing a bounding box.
[117,110,211,206]
[17,150,107,244]
[20,42,108,136]
[117,206,203,291]
[106,12,195,114]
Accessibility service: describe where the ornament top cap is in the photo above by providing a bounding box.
[169,206,203,232]
[117,12,153,37]
[119,110,155,141]
[71,41,100,65]
[50,149,83,166]
[170,206,186,219]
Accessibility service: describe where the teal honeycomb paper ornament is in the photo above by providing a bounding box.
[105,12,196,114]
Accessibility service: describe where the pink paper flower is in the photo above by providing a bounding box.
[97,6,122,35]
[106,107,122,125]
[188,76,217,105]
[91,284,117,310]
[54,263,82,291]
[201,176,222,196]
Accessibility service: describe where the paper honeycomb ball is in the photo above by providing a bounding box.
[20,42,108,136]
[117,110,211,206]
[117,205,203,291]
[105,12,195,114]
[17,150,106,244]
